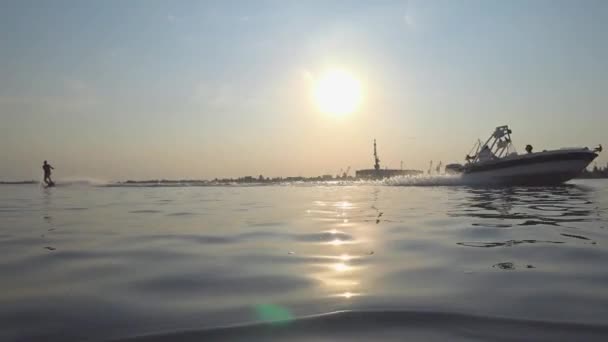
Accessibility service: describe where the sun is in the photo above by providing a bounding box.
[314,70,362,116]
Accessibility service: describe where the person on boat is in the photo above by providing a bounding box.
[43,161,54,185]
[478,145,496,162]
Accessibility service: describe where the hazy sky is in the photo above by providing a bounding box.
[1,0,607,181]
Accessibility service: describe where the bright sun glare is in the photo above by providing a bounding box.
[314,70,362,116]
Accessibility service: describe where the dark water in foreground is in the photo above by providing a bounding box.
[1,180,608,341]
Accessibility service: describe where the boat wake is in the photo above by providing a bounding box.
[2,175,585,188]
[385,174,466,186]
[35,177,110,188]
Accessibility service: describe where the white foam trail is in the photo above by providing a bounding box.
[51,177,110,187]
[385,174,466,186]
[100,177,467,188]
[30,176,467,188]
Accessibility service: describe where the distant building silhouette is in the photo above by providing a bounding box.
[356,139,422,179]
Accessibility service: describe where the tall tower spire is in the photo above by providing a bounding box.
[374,139,380,171]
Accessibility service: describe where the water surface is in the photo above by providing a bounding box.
[1,180,608,341]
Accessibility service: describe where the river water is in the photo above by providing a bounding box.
[1,180,608,341]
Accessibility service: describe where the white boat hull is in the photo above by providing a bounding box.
[461,150,597,185]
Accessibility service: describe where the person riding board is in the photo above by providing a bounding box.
[43,161,54,186]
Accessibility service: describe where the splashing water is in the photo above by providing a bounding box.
[49,176,467,188]
[384,174,466,186]
[40,177,110,187]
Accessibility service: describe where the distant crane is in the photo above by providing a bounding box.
[374,139,381,171]
[342,166,351,178]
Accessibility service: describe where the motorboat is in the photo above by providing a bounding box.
[446,125,601,185]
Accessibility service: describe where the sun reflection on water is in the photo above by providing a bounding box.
[327,239,345,246]
[332,262,351,272]
[306,198,374,302]
[339,254,352,261]
[335,291,361,299]
[335,201,353,210]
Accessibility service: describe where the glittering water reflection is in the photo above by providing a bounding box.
[304,198,376,301]
[335,291,361,299]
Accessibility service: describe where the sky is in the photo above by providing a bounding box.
[1,0,607,181]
